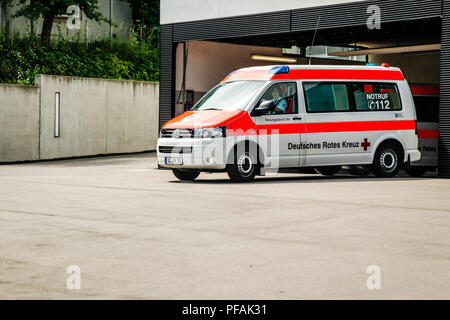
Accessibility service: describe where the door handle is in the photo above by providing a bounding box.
[293,117,302,120]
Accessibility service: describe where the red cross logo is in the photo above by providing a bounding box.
[362,138,371,151]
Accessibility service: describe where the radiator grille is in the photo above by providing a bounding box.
[158,146,193,154]
[160,128,194,139]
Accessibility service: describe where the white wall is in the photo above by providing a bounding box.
[161,0,368,24]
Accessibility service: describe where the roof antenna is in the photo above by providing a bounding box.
[309,15,321,66]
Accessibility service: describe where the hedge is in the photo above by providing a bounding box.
[0,32,159,85]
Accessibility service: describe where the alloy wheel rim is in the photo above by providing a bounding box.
[380,149,397,172]
[237,153,253,176]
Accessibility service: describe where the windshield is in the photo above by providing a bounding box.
[191,81,265,111]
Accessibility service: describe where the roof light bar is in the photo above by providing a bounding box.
[250,54,298,64]
[268,66,290,74]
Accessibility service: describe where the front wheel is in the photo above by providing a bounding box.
[373,142,402,177]
[315,166,341,176]
[172,168,200,181]
[226,148,257,182]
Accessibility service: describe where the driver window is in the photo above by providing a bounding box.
[256,82,298,115]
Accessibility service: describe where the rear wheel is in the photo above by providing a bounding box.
[172,168,200,181]
[226,146,257,182]
[349,165,372,176]
[406,166,427,177]
[373,142,402,177]
[315,166,341,176]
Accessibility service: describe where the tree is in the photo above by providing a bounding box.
[0,0,109,45]
[121,0,159,27]
[120,0,159,44]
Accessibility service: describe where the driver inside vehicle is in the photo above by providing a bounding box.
[269,86,288,114]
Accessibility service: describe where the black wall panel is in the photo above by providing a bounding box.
[172,11,290,42]
[159,25,176,128]
[291,0,441,32]
[439,0,450,177]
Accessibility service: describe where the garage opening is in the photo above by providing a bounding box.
[174,18,441,116]
[160,0,448,176]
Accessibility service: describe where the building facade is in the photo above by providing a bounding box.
[159,0,450,177]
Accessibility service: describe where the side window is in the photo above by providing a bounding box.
[350,83,402,111]
[303,82,350,113]
[255,82,298,115]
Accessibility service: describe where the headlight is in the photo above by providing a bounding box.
[194,127,226,138]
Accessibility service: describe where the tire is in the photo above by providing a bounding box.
[406,166,427,177]
[226,145,257,182]
[349,165,372,176]
[314,166,341,176]
[172,169,200,181]
[373,142,402,178]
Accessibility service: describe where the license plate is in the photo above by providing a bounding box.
[165,157,183,165]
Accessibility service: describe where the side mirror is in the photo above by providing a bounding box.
[253,100,275,116]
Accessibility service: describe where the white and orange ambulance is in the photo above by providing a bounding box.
[158,64,421,182]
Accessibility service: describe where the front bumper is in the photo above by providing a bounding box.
[157,137,227,170]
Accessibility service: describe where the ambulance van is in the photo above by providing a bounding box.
[157,65,421,182]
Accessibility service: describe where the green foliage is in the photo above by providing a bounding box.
[0,0,109,45]
[0,31,159,85]
[121,0,160,27]
[120,0,160,44]
[0,0,107,22]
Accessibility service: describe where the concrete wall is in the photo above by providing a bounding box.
[3,0,132,42]
[161,0,368,24]
[0,75,159,163]
[0,84,40,162]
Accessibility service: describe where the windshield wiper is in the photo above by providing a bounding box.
[201,108,221,111]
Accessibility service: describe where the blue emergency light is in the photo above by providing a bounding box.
[268,66,290,74]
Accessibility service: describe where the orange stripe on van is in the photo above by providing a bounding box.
[273,69,405,81]
[226,117,416,136]
[305,120,416,133]
[223,69,405,82]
